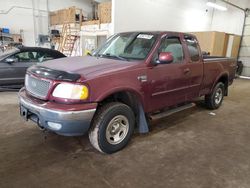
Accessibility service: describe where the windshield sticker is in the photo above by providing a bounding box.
[137,34,154,40]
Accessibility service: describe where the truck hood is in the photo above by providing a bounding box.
[41,56,141,80]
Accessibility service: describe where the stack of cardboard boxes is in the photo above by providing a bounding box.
[50,6,83,25]
[50,2,112,26]
[82,1,112,26]
[191,31,241,58]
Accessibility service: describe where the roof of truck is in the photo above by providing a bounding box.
[118,31,197,39]
[119,31,194,35]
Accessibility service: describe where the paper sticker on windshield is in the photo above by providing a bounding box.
[137,34,154,40]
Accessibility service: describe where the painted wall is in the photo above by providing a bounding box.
[0,0,92,46]
[48,0,92,15]
[0,0,40,46]
[113,0,245,35]
[211,1,245,35]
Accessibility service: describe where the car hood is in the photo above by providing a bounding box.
[41,56,142,80]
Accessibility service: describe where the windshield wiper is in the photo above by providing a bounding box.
[97,53,129,61]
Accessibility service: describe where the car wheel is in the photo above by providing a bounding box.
[89,102,135,154]
[205,82,225,110]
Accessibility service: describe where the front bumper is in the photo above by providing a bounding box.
[18,88,97,136]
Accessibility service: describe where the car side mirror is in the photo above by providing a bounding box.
[5,58,16,64]
[156,52,174,65]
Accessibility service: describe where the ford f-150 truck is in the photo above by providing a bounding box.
[19,32,237,154]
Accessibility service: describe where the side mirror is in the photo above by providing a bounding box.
[5,58,16,64]
[157,52,174,64]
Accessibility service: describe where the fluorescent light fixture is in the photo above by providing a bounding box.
[206,2,228,11]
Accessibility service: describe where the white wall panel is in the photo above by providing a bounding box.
[243,25,250,36]
[211,5,245,35]
[239,47,250,57]
[113,0,245,35]
[245,16,250,25]
[239,57,250,64]
[0,0,38,45]
[241,36,250,46]
[113,0,213,34]
[241,68,250,76]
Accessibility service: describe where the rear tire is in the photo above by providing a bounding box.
[205,82,225,110]
[89,102,135,154]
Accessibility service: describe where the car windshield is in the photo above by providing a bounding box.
[0,48,19,61]
[94,33,158,61]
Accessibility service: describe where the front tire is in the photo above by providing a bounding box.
[205,82,225,110]
[89,102,135,154]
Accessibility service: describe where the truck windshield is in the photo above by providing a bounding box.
[94,33,158,61]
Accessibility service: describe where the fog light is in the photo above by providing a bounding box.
[47,122,62,130]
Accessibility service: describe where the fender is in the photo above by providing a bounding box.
[210,71,229,94]
[95,86,149,134]
[96,86,146,107]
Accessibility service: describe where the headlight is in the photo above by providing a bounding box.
[52,83,89,100]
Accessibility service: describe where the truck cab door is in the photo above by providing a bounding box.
[146,35,190,112]
[183,36,203,100]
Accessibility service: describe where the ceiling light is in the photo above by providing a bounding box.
[206,2,228,11]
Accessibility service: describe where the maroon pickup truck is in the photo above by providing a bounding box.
[19,32,237,154]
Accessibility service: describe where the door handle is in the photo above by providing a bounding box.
[183,68,191,74]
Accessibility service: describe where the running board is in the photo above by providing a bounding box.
[149,103,196,121]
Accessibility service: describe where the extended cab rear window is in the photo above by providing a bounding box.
[185,36,200,62]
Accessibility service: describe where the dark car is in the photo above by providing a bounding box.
[0,47,66,88]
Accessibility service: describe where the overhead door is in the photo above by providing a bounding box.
[239,16,250,77]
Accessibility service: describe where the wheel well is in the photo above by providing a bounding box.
[217,75,229,96]
[98,91,141,116]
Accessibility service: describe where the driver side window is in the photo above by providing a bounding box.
[12,52,39,62]
[157,37,184,63]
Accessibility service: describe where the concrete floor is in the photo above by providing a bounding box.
[0,79,250,188]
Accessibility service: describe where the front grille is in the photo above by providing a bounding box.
[25,74,51,99]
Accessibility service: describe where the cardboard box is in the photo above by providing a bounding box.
[222,34,229,56]
[98,2,112,24]
[191,31,228,56]
[12,34,22,43]
[50,11,58,25]
[50,7,82,25]
[226,35,241,58]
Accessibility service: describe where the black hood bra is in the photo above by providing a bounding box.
[27,66,81,82]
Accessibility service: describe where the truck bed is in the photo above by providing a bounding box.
[203,55,235,60]
[200,56,237,96]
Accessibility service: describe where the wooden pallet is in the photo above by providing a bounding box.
[50,6,83,26]
[98,2,112,24]
[82,20,100,26]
